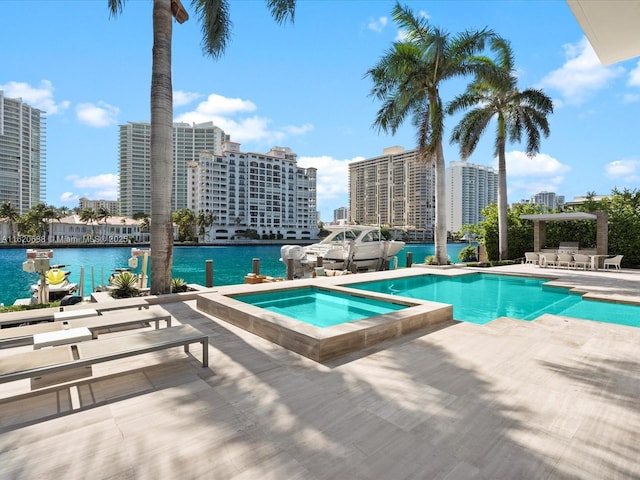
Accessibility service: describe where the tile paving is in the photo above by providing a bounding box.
[1,264,639,479]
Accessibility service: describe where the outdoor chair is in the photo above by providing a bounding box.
[524,252,539,265]
[556,253,574,269]
[572,254,591,270]
[603,254,623,271]
[539,253,557,268]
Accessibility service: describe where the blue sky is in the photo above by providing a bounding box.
[3,0,640,221]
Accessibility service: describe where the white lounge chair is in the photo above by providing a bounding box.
[572,254,591,270]
[539,253,557,268]
[556,253,574,269]
[603,255,623,271]
[524,252,539,265]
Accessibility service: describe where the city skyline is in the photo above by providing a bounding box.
[3,1,640,220]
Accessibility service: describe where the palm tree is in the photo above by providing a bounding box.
[0,201,20,241]
[97,206,112,239]
[366,2,496,265]
[80,207,98,237]
[43,205,60,242]
[172,208,197,242]
[448,37,553,260]
[196,210,214,242]
[107,0,296,294]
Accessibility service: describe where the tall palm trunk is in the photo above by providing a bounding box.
[434,142,448,264]
[497,133,508,260]
[150,0,174,294]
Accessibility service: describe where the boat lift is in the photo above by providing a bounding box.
[22,249,53,305]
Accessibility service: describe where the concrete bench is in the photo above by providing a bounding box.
[33,327,93,349]
[89,297,150,312]
[53,308,98,321]
[0,299,150,328]
[0,308,58,327]
[0,307,172,347]
[0,324,208,385]
[68,307,172,338]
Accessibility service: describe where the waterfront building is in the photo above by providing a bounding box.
[446,160,498,234]
[0,91,46,214]
[333,206,349,224]
[187,142,318,241]
[47,215,149,244]
[118,121,228,217]
[531,191,565,211]
[78,197,120,216]
[349,146,434,241]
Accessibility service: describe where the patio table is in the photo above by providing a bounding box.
[588,254,610,271]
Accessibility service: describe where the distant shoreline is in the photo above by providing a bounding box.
[0,239,446,250]
[0,239,312,250]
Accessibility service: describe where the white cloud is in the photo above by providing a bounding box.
[628,60,640,87]
[173,90,202,107]
[503,151,570,177]
[499,151,570,199]
[283,124,314,136]
[539,37,624,105]
[63,174,119,201]
[76,101,119,127]
[605,158,640,183]
[175,93,312,146]
[0,80,70,114]
[59,192,79,205]
[185,93,256,116]
[297,155,363,211]
[58,174,119,205]
[368,16,388,33]
[66,173,119,189]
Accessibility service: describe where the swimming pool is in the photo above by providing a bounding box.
[232,287,408,327]
[197,283,451,362]
[348,273,640,327]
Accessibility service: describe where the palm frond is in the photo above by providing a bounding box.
[108,0,125,17]
[193,0,230,58]
[266,0,295,24]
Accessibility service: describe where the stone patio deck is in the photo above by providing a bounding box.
[1,264,639,479]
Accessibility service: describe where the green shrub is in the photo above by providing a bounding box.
[171,277,188,293]
[109,271,140,299]
[424,255,451,265]
[0,302,60,314]
[425,255,438,265]
[458,245,478,262]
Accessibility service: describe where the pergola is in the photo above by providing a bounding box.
[519,211,608,254]
[566,0,640,65]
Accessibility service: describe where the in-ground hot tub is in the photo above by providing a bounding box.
[196,282,452,362]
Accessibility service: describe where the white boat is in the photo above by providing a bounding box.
[30,264,78,301]
[280,224,405,278]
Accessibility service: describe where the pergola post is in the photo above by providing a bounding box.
[596,210,608,255]
[533,220,546,252]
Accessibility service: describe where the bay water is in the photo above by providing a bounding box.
[0,243,470,306]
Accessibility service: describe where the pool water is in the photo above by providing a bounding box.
[233,288,408,328]
[348,273,640,327]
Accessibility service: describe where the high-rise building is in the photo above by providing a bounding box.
[78,197,120,216]
[333,206,349,223]
[531,191,564,210]
[118,121,228,216]
[0,91,46,214]
[446,160,498,233]
[349,146,435,241]
[187,142,318,241]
